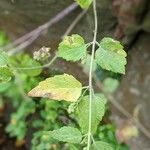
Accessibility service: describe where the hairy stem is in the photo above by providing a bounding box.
[87,0,98,149]
[15,55,57,70]
[62,9,87,38]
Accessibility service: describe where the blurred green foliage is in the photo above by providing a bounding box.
[0,31,9,47]
[96,124,129,150]
[0,31,129,149]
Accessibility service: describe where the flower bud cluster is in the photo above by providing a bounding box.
[33,46,50,61]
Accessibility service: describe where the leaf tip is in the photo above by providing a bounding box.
[28,90,33,97]
[28,88,37,97]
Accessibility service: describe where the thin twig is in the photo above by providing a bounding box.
[9,8,88,71]
[62,9,88,38]
[8,33,40,55]
[93,74,150,140]
[87,0,98,149]
[3,3,78,55]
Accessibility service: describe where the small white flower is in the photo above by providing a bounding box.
[33,46,50,61]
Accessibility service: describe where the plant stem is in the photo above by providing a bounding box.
[93,74,150,140]
[15,55,57,70]
[62,9,87,38]
[87,0,98,149]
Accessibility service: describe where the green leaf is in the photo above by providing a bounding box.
[95,38,127,74]
[99,38,127,56]
[57,34,87,62]
[0,82,11,92]
[6,100,35,140]
[90,141,113,150]
[0,51,9,66]
[10,54,42,77]
[76,94,107,134]
[0,66,13,83]
[6,120,26,140]
[76,0,93,8]
[28,74,82,102]
[21,57,42,77]
[103,78,119,93]
[49,126,82,144]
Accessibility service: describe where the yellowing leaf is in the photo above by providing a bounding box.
[28,74,82,102]
[116,123,139,143]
